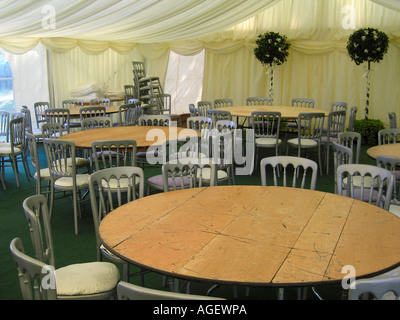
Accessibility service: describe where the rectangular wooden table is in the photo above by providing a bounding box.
[99,185,400,289]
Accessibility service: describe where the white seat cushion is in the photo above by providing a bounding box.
[255,137,282,147]
[101,177,140,189]
[0,145,22,154]
[54,174,89,188]
[55,262,120,296]
[287,138,318,148]
[197,167,228,181]
[34,168,51,180]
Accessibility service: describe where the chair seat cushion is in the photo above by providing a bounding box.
[287,138,318,148]
[101,177,140,189]
[55,262,120,296]
[34,168,51,180]
[341,187,379,202]
[54,174,89,188]
[197,167,228,181]
[0,145,22,154]
[255,137,282,147]
[148,174,191,188]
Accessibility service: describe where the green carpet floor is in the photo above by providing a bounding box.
[0,142,376,300]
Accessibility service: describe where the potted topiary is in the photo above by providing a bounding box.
[347,27,389,120]
[254,31,290,104]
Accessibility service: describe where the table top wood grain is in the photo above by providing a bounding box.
[367,144,400,159]
[218,105,329,119]
[99,185,400,287]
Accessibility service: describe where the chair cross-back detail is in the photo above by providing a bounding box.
[79,106,106,119]
[378,128,400,145]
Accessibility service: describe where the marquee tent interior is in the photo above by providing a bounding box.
[0,0,399,127]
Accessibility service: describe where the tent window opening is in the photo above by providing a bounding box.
[0,52,14,112]
[164,50,204,115]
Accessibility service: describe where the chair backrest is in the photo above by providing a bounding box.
[206,109,232,128]
[389,112,397,129]
[138,115,171,126]
[0,111,10,142]
[378,128,400,145]
[333,142,353,194]
[90,98,110,107]
[347,106,357,132]
[348,275,400,300]
[92,139,137,170]
[297,112,325,139]
[155,94,172,114]
[216,120,237,132]
[25,132,40,174]
[251,111,281,139]
[326,110,347,138]
[187,116,212,131]
[41,122,66,139]
[44,108,70,133]
[331,102,347,112]
[246,97,270,106]
[22,194,55,266]
[81,116,112,130]
[117,281,223,300]
[43,138,77,180]
[33,102,49,128]
[336,164,394,210]
[88,167,144,256]
[376,155,400,206]
[338,131,361,164]
[214,99,233,109]
[79,106,106,119]
[10,238,56,300]
[188,104,200,117]
[161,160,217,191]
[118,102,142,126]
[9,116,25,149]
[197,101,212,117]
[291,98,314,108]
[62,99,84,108]
[20,106,33,133]
[124,85,136,103]
[260,156,318,190]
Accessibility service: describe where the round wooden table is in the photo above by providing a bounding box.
[367,144,400,159]
[99,185,400,288]
[61,126,199,149]
[218,105,329,119]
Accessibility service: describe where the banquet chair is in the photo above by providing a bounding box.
[251,111,282,170]
[43,138,90,234]
[348,275,400,300]
[321,110,347,175]
[0,111,9,143]
[20,106,41,141]
[92,139,137,171]
[291,98,315,108]
[33,102,49,131]
[117,281,224,300]
[124,85,136,103]
[88,167,145,282]
[79,106,106,119]
[336,164,394,210]
[206,109,232,128]
[378,128,400,145]
[138,114,171,127]
[44,108,71,134]
[20,194,120,299]
[0,116,31,188]
[197,101,213,117]
[389,112,397,129]
[331,102,347,112]
[187,116,212,131]
[332,143,353,194]
[117,102,142,126]
[62,99,84,130]
[209,129,235,185]
[260,156,318,190]
[161,160,217,191]
[246,97,270,106]
[286,112,325,176]
[188,104,200,117]
[26,132,51,196]
[214,99,233,109]
[376,155,400,215]
[89,98,110,107]
[154,93,181,125]
[81,116,112,130]
[338,131,361,164]
[347,106,357,132]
